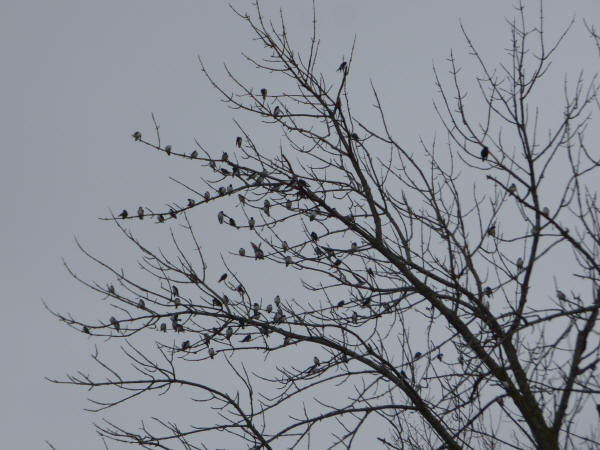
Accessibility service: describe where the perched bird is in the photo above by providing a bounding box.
[241,334,251,343]
[337,300,345,307]
[213,297,222,308]
[253,303,260,313]
[222,295,229,306]
[285,255,293,266]
[484,286,493,297]
[274,295,281,306]
[132,131,142,141]
[119,210,128,219]
[238,194,245,205]
[352,311,358,324]
[225,327,233,339]
[263,199,271,216]
[218,273,228,283]
[109,316,120,331]
[83,325,90,334]
[414,352,422,360]
[169,208,177,219]
[181,340,190,351]
[516,257,524,270]
[187,198,195,207]
[313,356,320,365]
[219,186,226,196]
[157,214,165,223]
[222,152,229,162]
[165,145,172,155]
[285,200,292,210]
[249,217,255,230]
[137,206,144,219]
[236,284,245,295]
[239,247,246,257]
[509,183,517,194]
[251,242,264,259]
[273,106,281,117]
[480,146,490,161]
[160,323,167,332]
[556,290,567,301]
[542,207,549,216]
[218,211,225,224]
[137,299,145,309]
[487,224,496,237]
[236,136,242,148]
[172,285,179,297]
[310,231,318,242]
[337,61,347,72]
[266,304,273,313]
[282,241,289,252]
[309,211,317,221]
[190,150,198,159]
[108,284,115,295]
[229,217,236,227]
[260,88,267,102]
[333,259,342,267]
[351,242,358,252]
[350,132,359,141]
[208,348,215,359]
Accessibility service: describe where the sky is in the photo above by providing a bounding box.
[1,1,599,448]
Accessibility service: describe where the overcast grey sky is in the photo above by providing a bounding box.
[1,1,599,448]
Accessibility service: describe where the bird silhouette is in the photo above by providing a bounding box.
[480,146,489,161]
[137,207,144,219]
[132,131,142,141]
[273,106,281,117]
[119,210,128,219]
[218,273,228,283]
[337,61,347,72]
[109,316,120,332]
[260,88,267,102]
[239,247,246,256]
[165,145,172,155]
[218,211,225,224]
[190,150,198,159]
[249,217,255,230]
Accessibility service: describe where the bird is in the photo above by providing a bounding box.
[414,352,422,360]
[285,200,292,210]
[484,286,493,297]
[350,132,359,141]
[273,106,281,117]
[480,146,490,161]
[333,259,342,267]
[252,303,260,313]
[282,241,289,252]
[350,242,358,252]
[285,255,292,266]
[352,311,358,324]
[83,325,90,334]
[274,295,281,306]
[249,217,255,230]
[263,200,270,216]
[137,206,144,219]
[229,217,236,227]
[221,152,228,162]
[190,150,198,159]
[109,316,120,331]
[251,242,264,259]
[208,348,215,359]
[241,334,251,343]
[556,290,567,301]
[227,184,233,195]
[181,340,190,351]
[165,145,172,155]
[169,208,177,219]
[337,61,347,72]
[516,257,524,270]
[218,211,225,224]
[266,304,273,313]
[218,186,226,195]
[119,210,128,219]
[239,247,246,256]
[160,323,167,332]
[238,194,245,205]
[487,224,496,237]
[509,183,517,194]
[225,327,233,339]
[260,88,267,102]
[203,192,210,203]
[218,273,228,283]
[309,211,317,221]
[213,297,222,308]
[172,285,179,297]
[236,136,242,148]
[542,207,549,216]
[157,214,165,223]
[137,299,145,309]
[337,300,345,307]
[310,231,318,242]
[313,356,320,365]
[187,198,195,207]
[132,131,142,141]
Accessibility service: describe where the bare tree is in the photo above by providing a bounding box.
[48,2,600,449]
